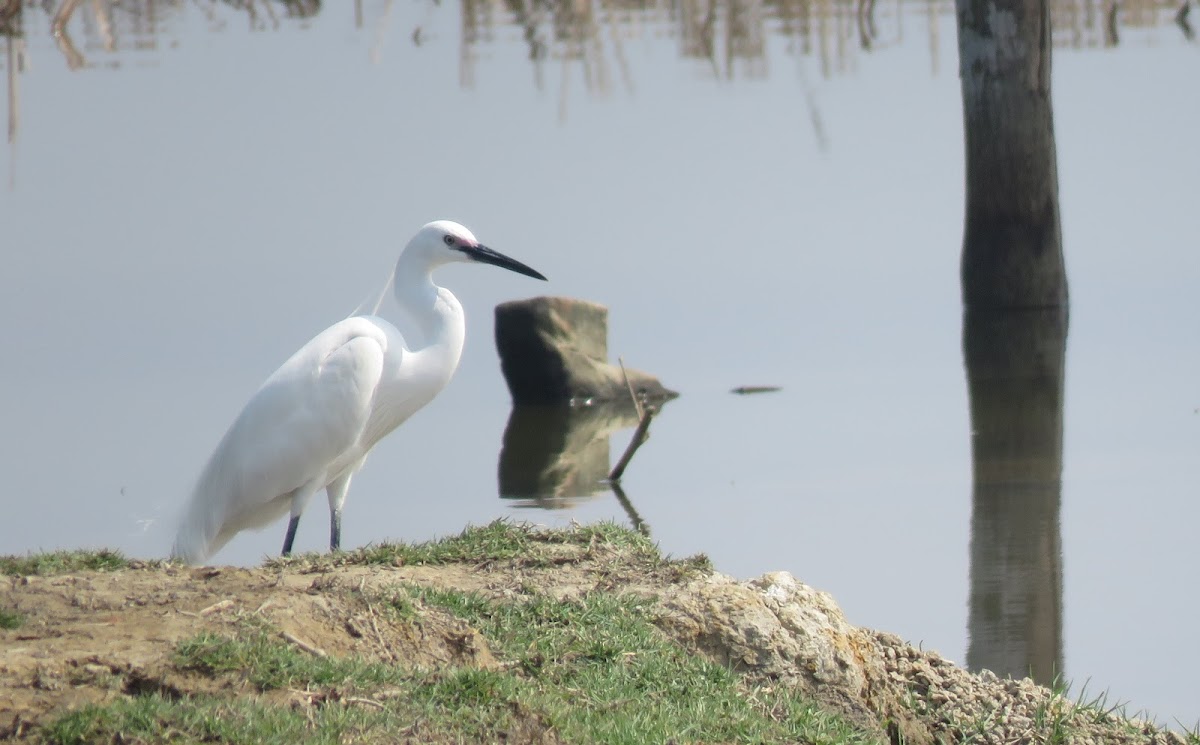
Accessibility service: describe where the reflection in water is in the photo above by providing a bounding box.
[964,308,1068,686]
[498,401,652,534]
[2,0,1191,173]
[1179,2,1195,38]
[498,401,636,503]
[5,34,18,143]
[609,481,649,536]
[3,0,1190,73]
[51,1,85,72]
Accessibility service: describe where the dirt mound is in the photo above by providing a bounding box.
[1,527,1190,744]
[0,562,495,738]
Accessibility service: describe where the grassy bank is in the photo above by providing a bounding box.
[2,522,1197,744]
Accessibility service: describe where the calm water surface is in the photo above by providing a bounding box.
[1,0,1197,728]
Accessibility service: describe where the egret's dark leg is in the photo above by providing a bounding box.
[330,509,342,552]
[325,469,357,553]
[282,515,301,556]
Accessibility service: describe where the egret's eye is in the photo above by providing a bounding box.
[443,235,456,246]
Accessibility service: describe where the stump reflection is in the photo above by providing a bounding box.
[498,401,641,506]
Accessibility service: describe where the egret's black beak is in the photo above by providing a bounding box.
[464,244,548,281]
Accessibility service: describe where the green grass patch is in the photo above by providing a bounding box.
[0,548,129,577]
[173,624,404,692]
[370,519,658,566]
[407,585,874,744]
[39,693,392,745]
[0,607,23,629]
[103,622,545,742]
[267,519,710,580]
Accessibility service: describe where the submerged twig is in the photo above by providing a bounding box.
[608,408,653,481]
[6,35,20,151]
[618,357,644,420]
[608,357,655,482]
[51,0,86,70]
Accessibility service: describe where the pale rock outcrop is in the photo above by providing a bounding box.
[656,571,934,743]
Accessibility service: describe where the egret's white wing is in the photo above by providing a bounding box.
[172,317,393,563]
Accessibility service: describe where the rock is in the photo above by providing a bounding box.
[656,571,934,743]
[494,296,676,405]
[655,570,1193,745]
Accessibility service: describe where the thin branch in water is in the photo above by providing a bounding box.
[260,0,282,31]
[51,0,87,70]
[89,0,117,53]
[609,356,654,482]
[1104,0,1120,46]
[618,357,644,420]
[605,1,635,95]
[371,0,396,65]
[608,407,653,481]
[1176,0,1193,39]
[6,35,20,150]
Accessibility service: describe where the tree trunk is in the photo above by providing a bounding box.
[957,0,1067,309]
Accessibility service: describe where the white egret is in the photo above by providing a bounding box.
[171,220,546,565]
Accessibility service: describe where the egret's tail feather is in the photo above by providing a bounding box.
[170,452,237,565]
[170,531,209,565]
[171,454,299,565]
[171,494,221,565]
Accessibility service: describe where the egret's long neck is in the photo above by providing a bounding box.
[391,254,466,370]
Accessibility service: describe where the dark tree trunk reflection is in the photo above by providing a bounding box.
[964,308,1067,685]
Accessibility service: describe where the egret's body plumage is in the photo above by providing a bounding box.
[171,221,545,565]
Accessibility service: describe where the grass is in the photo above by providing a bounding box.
[0,607,23,629]
[270,518,686,568]
[406,585,869,744]
[172,621,407,692]
[1183,723,1200,745]
[39,578,876,744]
[261,518,710,592]
[40,694,386,745]
[0,548,129,576]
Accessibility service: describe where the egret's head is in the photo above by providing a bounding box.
[411,220,547,281]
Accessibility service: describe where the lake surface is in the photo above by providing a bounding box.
[2,0,1197,730]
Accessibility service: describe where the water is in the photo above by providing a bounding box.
[2,0,1197,729]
